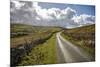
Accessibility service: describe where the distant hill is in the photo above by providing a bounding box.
[63,24,95,33]
[11,23,62,33]
[11,23,61,48]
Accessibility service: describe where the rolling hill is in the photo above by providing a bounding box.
[61,24,95,60]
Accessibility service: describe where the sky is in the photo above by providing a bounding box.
[10,0,95,28]
[38,2,95,16]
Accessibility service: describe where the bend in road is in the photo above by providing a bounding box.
[56,32,92,63]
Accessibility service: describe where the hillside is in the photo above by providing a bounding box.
[61,24,95,60]
[63,24,95,33]
[10,23,61,66]
[11,23,61,48]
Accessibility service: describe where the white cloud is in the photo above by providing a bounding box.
[11,0,25,9]
[32,2,39,8]
[72,14,95,25]
[34,3,76,21]
[35,17,41,20]
[61,7,76,19]
[10,1,95,28]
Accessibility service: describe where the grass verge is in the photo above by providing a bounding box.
[61,32,95,60]
[18,34,57,66]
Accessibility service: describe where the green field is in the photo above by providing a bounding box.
[11,23,95,66]
[18,34,57,65]
[11,23,61,48]
[61,24,95,60]
[11,23,61,66]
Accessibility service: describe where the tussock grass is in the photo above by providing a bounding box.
[11,23,61,66]
[18,34,57,65]
[61,24,95,61]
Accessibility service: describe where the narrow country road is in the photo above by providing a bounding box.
[56,32,92,63]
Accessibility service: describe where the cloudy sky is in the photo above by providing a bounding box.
[10,0,95,28]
